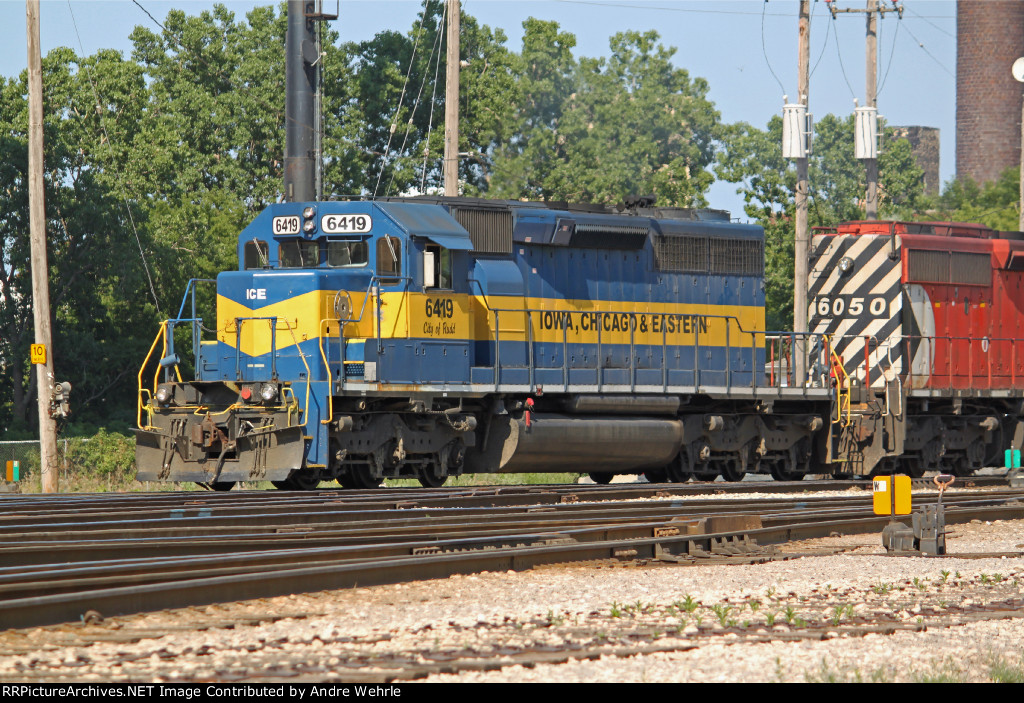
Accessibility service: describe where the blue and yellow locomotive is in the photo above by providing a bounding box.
[136,196,828,489]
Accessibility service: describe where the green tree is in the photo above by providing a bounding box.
[489,27,720,207]
[925,167,1022,230]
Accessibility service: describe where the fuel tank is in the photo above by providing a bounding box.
[466,413,683,474]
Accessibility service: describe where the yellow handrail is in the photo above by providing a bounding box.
[825,334,852,427]
[136,324,166,431]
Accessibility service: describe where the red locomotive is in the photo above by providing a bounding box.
[809,220,1024,476]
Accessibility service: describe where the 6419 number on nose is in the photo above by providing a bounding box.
[321,214,373,234]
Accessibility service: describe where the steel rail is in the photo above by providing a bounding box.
[0,501,1021,631]
[0,493,1021,629]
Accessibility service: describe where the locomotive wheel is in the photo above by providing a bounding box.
[643,467,668,483]
[719,459,746,483]
[349,464,384,489]
[417,463,448,488]
[273,472,321,491]
[692,467,718,482]
[769,462,803,482]
[210,481,236,491]
[951,455,975,477]
[904,457,926,479]
[664,452,692,483]
[588,472,614,484]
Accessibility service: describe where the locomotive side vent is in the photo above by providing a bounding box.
[653,235,708,272]
[568,223,650,249]
[451,207,513,254]
[906,250,948,282]
[907,250,990,285]
[709,238,764,276]
[951,253,991,285]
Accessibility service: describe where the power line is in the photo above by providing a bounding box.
[809,1,832,79]
[830,14,857,101]
[554,0,791,16]
[901,20,954,78]
[876,14,901,97]
[68,1,162,315]
[905,5,955,39]
[761,0,787,98]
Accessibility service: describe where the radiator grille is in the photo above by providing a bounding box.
[568,223,650,249]
[951,253,991,285]
[451,207,513,254]
[709,238,763,275]
[907,250,990,285]
[653,235,708,272]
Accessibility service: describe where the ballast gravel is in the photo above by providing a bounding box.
[1,517,1023,683]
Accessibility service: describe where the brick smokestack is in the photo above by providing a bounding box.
[956,0,1024,186]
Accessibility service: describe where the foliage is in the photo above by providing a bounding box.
[64,428,136,479]
[922,167,1022,230]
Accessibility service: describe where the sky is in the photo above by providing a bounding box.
[0,0,961,219]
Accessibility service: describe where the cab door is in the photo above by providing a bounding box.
[414,243,471,385]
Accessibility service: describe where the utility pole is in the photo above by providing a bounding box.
[864,0,878,219]
[443,0,460,197]
[26,0,59,493]
[794,0,811,382]
[829,1,902,220]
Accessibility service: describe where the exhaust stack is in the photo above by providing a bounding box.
[284,0,317,202]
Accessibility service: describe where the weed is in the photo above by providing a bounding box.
[988,656,1024,683]
[980,573,992,585]
[830,605,846,626]
[783,606,798,624]
[872,582,893,595]
[774,657,786,683]
[911,658,966,683]
[805,659,865,684]
[765,612,777,627]
[711,604,733,626]
[748,599,761,612]
[609,601,623,618]
[940,570,951,584]
[913,577,927,591]
[545,610,564,627]
[677,595,699,613]
[766,586,777,598]
[993,573,1005,583]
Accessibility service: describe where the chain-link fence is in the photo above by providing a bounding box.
[0,435,136,491]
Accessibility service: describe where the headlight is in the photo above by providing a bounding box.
[303,219,317,234]
[302,206,316,220]
[155,385,172,403]
[260,383,278,402]
[838,256,854,274]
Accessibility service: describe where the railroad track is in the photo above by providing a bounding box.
[0,480,1021,631]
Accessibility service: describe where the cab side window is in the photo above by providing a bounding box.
[377,236,401,282]
[244,240,269,269]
